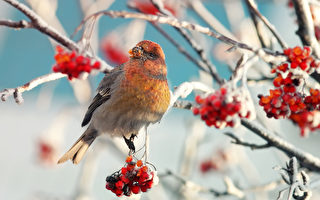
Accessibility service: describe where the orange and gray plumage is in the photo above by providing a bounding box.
[58,40,170,164]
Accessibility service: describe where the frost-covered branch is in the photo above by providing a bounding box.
[188,0,237,40]
[148,0,223,84]
[169,81,213,109]
[292,0,320,58]
[275,157,312,200]
[2,0,78,51]
[2,0,111,70]
[169,80,320,173]
[77,10,287,63]
[150,23,211,74]
[161,170,244,198]
[241,119,320,172]
[0,73,66,104]
[224,132,271,150]
[245,0,288,49]
[0,19,32,28]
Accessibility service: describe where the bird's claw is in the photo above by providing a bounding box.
[123,134,136,153]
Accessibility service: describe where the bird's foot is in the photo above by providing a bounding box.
[123,134,136,154]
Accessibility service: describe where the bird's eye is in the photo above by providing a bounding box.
[148,52,157,59]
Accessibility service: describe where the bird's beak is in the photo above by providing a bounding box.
[128,49,133,57]
[129,46,142,58]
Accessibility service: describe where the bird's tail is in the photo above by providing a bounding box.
[57,127,97,164]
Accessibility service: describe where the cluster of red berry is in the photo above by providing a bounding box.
[105,156,156,197]
[38,140,55,165]
[101,35,129,65]
[258,46,320,135]
[193,87,251,128]
[52,46,100,80]
[129,0,178,16]
[290,111,320,134]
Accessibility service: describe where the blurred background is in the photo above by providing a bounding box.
[1,0,320,199]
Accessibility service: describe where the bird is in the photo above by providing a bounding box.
[57,40,170,164]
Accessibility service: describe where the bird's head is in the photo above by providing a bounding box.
[128,40,165,62]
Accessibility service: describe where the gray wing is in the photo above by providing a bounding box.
[81,64,124,127]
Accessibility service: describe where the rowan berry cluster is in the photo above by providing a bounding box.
[101,35,129,65]
[105,156,157,197]
[52,46,100,80]
[129,0,178,16]
[193,87,252,128]
[38,140,55,164]
[258,46,320,135]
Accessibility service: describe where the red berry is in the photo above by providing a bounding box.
[131,185,140,194]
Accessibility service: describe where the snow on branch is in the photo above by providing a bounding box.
[2,0,112,70]
[292,0,320,57]
[76,10,287,63]
[0,73,66,104]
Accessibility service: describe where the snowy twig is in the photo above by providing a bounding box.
[151,22,210,74]
[0,73,66,104]
[0,0,114,104]
[188,0,237,40]
[169,81,213,108]
[2,0,78,51]
[224,132,271,150]
[275,157,312,200]
[245,0,288,49]
[0,19,32,28]
[160,170,243,198]
[76,10,287,63]
[169,82,320,173]
[2,0,112,69]
[173,99,195,110]
[149,0,224,84]
[241,119,320,172]
[292,0,320,58]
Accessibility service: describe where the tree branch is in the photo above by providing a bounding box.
[160,170,244,198]
[292,0,320,58]
[2,0,112,71]
[241,119,320,172]
[0,73,66,104]
[169,82,320,172]
[245,0,288,49]
[151,23,210,74]
[3,0,78,51]
[0,19,33,28]
[149,0,224,85]
[224,132,271,150]
[77,10,287,63]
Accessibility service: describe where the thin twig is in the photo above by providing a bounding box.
[150,0,224,84]
[76,10,287,63]
[224,132,271,150]
[3,0,78,51]
[241,119,320,172]
[247,2,270,49]
[160,170,240,197]
[2,0,111,70]
[173,100,195,110]
[0,73,66,104]
[275,157,312,200]
[188,0,237,40]
[169,81,213,109]
[151,22,210,74]
[292,0,320,57]
[168,82,320,173]
[245,0,288,49]
[0,19,33,28]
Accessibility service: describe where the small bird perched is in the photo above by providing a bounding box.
[58,40,170,164]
